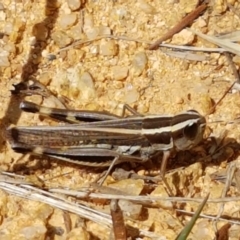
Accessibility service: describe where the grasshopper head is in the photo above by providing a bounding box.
[173,110,206,151]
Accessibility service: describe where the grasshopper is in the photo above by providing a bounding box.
[6,100,206,178]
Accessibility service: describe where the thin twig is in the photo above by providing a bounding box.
[159,43,226,52]
[177,209,240,225]
[110,200,127,240]
[209,81,235,114]
[209,53,240,113]
[59,35,227,54]
[148,3,207,50]
[213,162,236,233]
[49,188,240,204]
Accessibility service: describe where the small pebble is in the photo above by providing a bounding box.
[59,13,78,29]
[0,50,10,67]
[3,43,16,55]
[80,72,94,89]
[233,55,240,65]
[0,11,6,21]
[68,23,83,39]
[179,0,199,13]
[29,36,36,46]
[124,87,139,104]
[98,26,111,35]
[99,40,118,56]
[131,51,148,76]
[89,45,99,55]
[78,72,95,100]
[0,55,9,67]
[66,227,90,240]
[115,7,129,20]
[69,71,96,100]
[213,0,227,14]
[21,225,47,239]
[67,0,81,11]
[0,3,5,10]
[83,14,94,39]
[84,26,99,40]
[4,22,13,35]
[111,66,128,81]
[39,72,52,85]
[109,179,144,195]
[137,0,156,14]
[118,200,142,220]
[51,31,73,48]
[46,54,57,61]
[171,29,194,45]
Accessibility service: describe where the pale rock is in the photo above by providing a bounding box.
[99,40,118,56]
[3,42,16,55]
[41,49,49,58]
[0,49,10,67]
[213,0,227,14]
[0,11,6,21]
[51,31,73,48]
[83,14,94,28]
[68,69,96,100]
[171,29,194,45]
[118,200,142,219]
[108,179,144,195]
[61,2,71,14]
[98,26,111,35]
[59,13,78,29]
[79,73,96,100]
[83,14,94,39]
[233,55,240,65]
[80,71,95,89]
[66,227,90,240]
[0,55,9,67]
[115,7,129,20]
[180,0,199,13]
[68,23,82,39]
[194,17,207,28]
[67,0,81,11]
[29,36,36,46]
[89,45,99,55]
[192,220,214,239]
[0,2,4,10]
[112,66,128,80]
[39,72,52,85]
[84,26,99,40]
[137,0,156,14]
[131,51,148,76]
[151,185,173,209]
[4,22,13,35]
[85,25,111,39]
[124,87,139,104]
[21,225,47,239]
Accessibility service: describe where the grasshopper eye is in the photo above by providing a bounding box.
[173,115,206,151]
[183,122,198,140]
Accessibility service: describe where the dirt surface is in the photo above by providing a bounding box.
[0,0,240,239]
